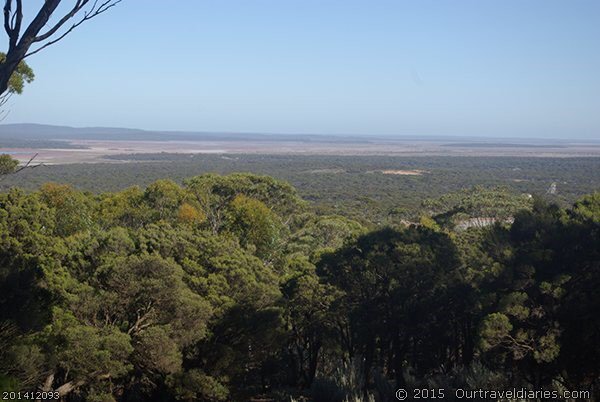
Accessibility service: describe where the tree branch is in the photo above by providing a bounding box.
[0,153,43,183]
[127,302,154,335]
[55,379,86,397]
[3,0,22,50]
[26,0,121,58]
[14,152,39,173]
[32,0,88,43]
[0,0,121,95]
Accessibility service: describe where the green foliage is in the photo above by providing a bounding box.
[318,227,463,382]
[41,308,133,380]
[143,179,186,221]
[38,183,94,236]
[227,194,282,259]
[0,175,292,400]
[134,326,182,374]
[0,53,34,95]
[97,186,150,228]
[2,154,599,225]
[286,214,364,260]
[177,202,206,225]
[422,186,533,229]
[184,173,303,232]
[167,369,229,401]
[0,154,19,175]
[281,255,340,386]
[478,313,513,352]
[571,191,600,222]
[0,174,598,400]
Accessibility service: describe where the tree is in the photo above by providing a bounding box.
[0,153,18,174]
[227,194,282,260]
[286,214,364,261]
[318,227,463,388]
[474,197,600,391]
[280,255,339,387]
[0,51,33,112]
[143,179,185,221]
[421,186,532,230]
[38,182,94,236]
[184,173,303,234]
[0,153,42,179]
[2,174,599,400]
[0,0,120,95]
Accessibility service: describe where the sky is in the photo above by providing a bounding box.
[2,0,600,138]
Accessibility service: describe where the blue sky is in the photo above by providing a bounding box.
[3,0,600,138]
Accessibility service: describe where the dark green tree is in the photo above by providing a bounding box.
[318,227,463,388]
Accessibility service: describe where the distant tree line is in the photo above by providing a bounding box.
[2,154,599,226]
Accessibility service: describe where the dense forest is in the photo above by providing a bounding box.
[0,170,598,401]
[2,154,599,224]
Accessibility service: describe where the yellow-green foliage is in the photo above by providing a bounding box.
[177,203,206,225]
[0,52,34,94]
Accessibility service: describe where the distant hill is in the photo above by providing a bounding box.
[1,123,596,146]
[0,123,374,143]
[0,123,148,139]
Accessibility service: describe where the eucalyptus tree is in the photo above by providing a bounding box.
[0,0,121,95]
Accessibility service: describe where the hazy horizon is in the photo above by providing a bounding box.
[2,1,599,139]
[3,121,600,142]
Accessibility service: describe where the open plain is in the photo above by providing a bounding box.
[3,137,600,165]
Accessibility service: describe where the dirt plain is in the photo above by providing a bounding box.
[3,138,600,165]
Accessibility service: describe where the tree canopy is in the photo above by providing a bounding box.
[0,175,598,401]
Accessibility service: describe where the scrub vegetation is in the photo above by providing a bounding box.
[0,165,598,401]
